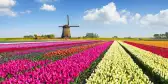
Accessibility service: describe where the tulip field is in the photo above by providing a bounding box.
[0,40,168,84]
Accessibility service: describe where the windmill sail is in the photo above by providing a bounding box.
[67,15,69,25]
[59,26,63,27]
[70,26,79,27]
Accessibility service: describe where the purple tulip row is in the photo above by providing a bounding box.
[2,42,112,84]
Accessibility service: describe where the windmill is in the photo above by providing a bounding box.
[59,15,79,38]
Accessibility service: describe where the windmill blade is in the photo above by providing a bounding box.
[67,15,69,25]
[59,26,63,27]
[70,26,79,27]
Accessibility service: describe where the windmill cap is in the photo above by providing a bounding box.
[63,25,70,28]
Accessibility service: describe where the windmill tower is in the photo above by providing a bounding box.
[59,15,79,38]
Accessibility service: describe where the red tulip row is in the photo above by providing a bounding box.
[125,41,168,58]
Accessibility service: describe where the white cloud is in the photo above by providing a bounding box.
[20,10,32,14]
[0,0,16,7]
[83,2,128,24]
[0,8,17,16]
[140,9,168,28]
[0,0,17,17]
[40,4,56,11]
[134,13,141,20]
[83,2,168,28]
[129,13,141,24]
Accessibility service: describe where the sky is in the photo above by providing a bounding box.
[0,0,168,38]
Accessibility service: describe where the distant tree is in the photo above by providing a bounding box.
[34,34,38,40]
[138,38,142,40]
[160,34,166,39]
[124,36,132,39]
[153,34,160,39]
[78,37,82,39]
[24,35,34,38]
[85,33,99,38]
[24,34,55,40]
[165,32,168,39]
[113,36,118,38]
[37,34,55,39]
[41,35,45,38]
[86,33,93,38]
[47,34,55,39]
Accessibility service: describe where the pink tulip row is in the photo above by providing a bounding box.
[0,59,51,79]
[2,41,112,84]
[0,41,92,48]
[0,41,93,53]
[0,42,72,49]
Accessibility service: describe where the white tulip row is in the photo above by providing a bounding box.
[86,41,152,84]
[119,41,168,82]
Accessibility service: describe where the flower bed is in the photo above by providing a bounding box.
[0,41,97,63]
[86,41,152,84]
[2,42,112,84]
[127,41,168,48]
[43,42,105,59]
[0,41,94,53]
[0,60,51,81]
[120,42,168,83]
[125,41,168,58]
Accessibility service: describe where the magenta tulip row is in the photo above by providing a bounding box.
[0,60,51,79]
[1,41,112,84]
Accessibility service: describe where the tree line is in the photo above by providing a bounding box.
[84,33,99,38]
[24,33,100,39]
[24,34,55,39]
[153,32,168,39]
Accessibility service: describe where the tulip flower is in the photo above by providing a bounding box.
[120,41,168,83]
[0,59,51,81]
[87,41,152,84]
[126,41,168,48]
[44,42,105,58]
[124,41,168,58]
[2,42,112,84]
[0,41,97,63]
[0,41,96,53]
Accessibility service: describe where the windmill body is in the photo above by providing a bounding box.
[62,25,71,38]
[59,15,79,38]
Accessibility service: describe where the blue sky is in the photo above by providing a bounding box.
[0,0,168,38]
